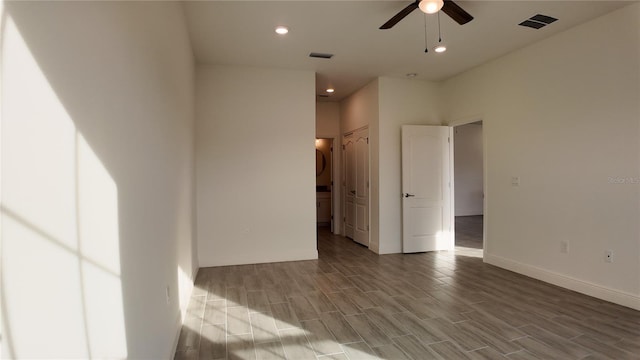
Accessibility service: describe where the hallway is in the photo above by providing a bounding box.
[455,216,483,250]
[454,215,483,258]
[175,229,640,360]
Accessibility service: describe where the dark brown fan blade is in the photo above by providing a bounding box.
[380,1,420,29]
[442,0,474,25]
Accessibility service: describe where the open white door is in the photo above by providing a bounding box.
[401,125,453,253]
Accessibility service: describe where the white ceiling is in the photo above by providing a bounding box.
[183,0,633,101]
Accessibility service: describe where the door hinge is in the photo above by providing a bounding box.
[342,145,346,150]
[366,137,369,144]
[367,225,370,231]
[367,181,369,188]
[330,146,333,152]
[448,137,450,143]
[343,217,346,222]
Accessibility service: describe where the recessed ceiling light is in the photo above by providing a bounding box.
[326,88,335,93]
[406,73,418,78]
[275,26,289,35]
[434,42,447,53]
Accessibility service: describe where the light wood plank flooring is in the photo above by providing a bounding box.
[175,227,640,360]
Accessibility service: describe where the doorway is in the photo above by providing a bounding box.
[452,121,484,254]
[315,138,333,231]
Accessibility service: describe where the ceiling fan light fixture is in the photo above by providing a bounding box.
[418,0,444,14]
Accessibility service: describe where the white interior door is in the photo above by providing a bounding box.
[353,130,369,246]
[343,136,355,239]
[401,125,452,253]
[343,128,369,246]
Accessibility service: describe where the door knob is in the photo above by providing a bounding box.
[404,193,415,198]
[350,190,356,195]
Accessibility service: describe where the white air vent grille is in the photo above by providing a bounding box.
[519,14,557,29]
[309,52,334,59]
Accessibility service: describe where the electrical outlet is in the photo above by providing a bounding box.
[560,241,569,254]
[605,250,613,263]
[511,176,520,187]
[166,286,171,304]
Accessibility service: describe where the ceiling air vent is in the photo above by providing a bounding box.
[309,52,334,59]
[317,94,330,98]
[519,14,558,29]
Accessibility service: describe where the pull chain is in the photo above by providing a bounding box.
[424,14,429,53]
[437,12,442,43]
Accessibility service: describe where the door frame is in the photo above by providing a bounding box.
[341,126,370,247]
[342,133,354,239]
[315,137,335,232]
[449,116,487,257]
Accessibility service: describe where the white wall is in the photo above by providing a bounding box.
[376,77,442,254]
[443,4,640,309]
[339,77,443,254]
[454,123,484,216]
[316,101,340,137]
[316,102,342,233]
[340,79,378,134]
[196,65,317,267]
[1,1,196,358]
[339,80,379,249]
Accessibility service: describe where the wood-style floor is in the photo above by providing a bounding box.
[455,216,483,250]
[175,221,640,360]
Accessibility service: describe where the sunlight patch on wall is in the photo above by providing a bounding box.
[178,266,194,319]
[76,134,126,359]
[77,134,121,275]
[2,16,76,251]
[2,215,89,357]
[1,14,127,359]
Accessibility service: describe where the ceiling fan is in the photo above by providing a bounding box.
[380,0,473,29]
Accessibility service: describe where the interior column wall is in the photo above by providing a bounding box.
[377,77,442,254]
[340,80,379,250]
[196,65,317,267]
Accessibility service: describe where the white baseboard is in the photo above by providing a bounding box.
[169,266,199,359]
[201,249,319,268]
[484,254,640,311]
[169,311,183,359]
